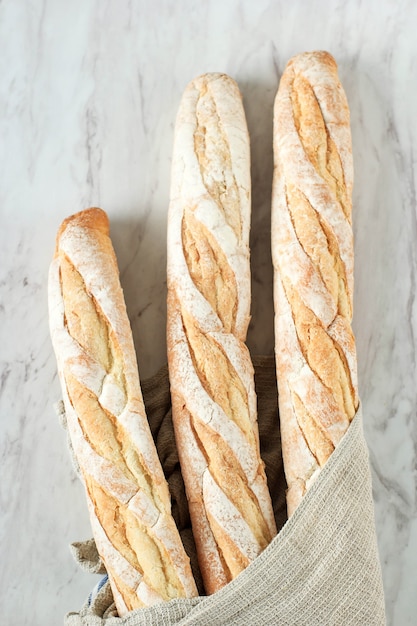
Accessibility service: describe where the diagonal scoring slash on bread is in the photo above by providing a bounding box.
[48,208,197,616]
[272,51,359,517]
[167,73,277,594]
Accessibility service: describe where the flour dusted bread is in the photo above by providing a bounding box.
[48,208,197,616]
[167,73,277,594]
[272,51,359,516]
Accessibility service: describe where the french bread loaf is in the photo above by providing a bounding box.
[48,208,197,616]
[167,73,277,594]
[272,51,359,516]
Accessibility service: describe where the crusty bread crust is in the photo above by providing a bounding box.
[49,207,197,615]
[167,74,277,594]
[272,52,359,516]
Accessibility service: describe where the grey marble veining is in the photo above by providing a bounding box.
[1,1,416,624]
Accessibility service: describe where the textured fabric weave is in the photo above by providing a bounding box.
[62,357,386,625]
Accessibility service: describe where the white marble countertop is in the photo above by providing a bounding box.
[1,1,416,624]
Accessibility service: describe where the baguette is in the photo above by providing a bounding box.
[48,208,197,615]
[167,73,277,594]
[272,51,359,516]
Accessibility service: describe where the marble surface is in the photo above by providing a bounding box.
[1,0,416,624]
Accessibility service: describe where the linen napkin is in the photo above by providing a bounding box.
[61,356,386,625]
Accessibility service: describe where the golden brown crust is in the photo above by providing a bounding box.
[272,52,359,516]
[49,208,197,615]
[167,74,276,594]
[54,206,108,256]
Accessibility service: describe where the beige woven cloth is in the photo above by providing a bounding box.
[62,356,386,625]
